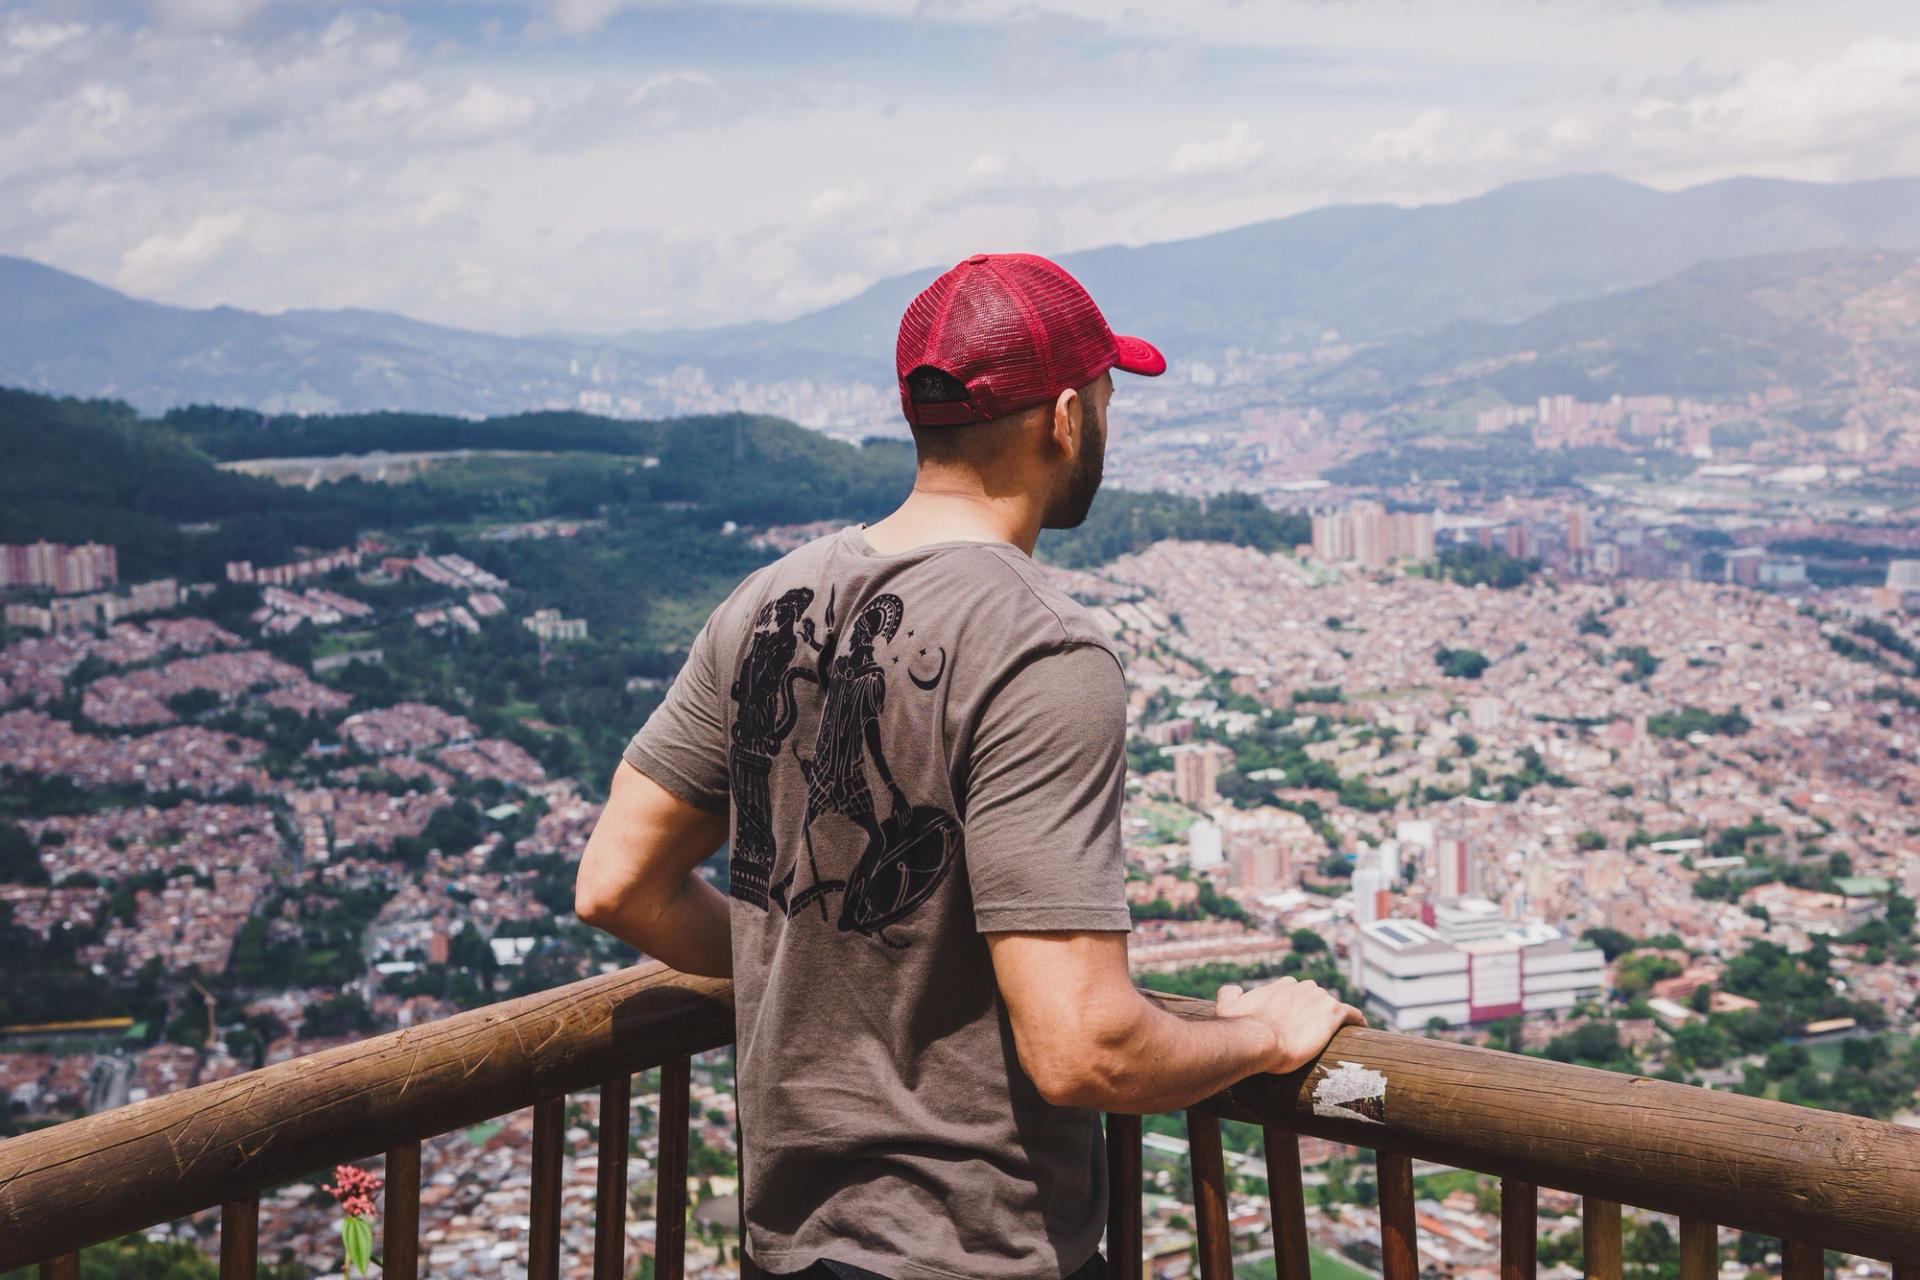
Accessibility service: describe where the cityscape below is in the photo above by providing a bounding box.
[3,172,1920,1280]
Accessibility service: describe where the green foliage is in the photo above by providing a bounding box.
[0,820,49,886]
[1612,952,1683,998]
[1128,876,1249,925]
[229,883,394,990]
[1577,610,1613,637]
[1423,544,1539,589]
[1646,705,1752,739]
[1613,645,1660,679]
[1542,1021,1636,1071]
[1138,952,1354,1005]
[0,900,116,1025]
[1434,646,1489,679]
[60,1235,218,1280]
[300,990,377,1039]
[1325,440,1691,493]
[341,1214,374,1277]
[1581,927,1637,961]
[1038,491,1309,569]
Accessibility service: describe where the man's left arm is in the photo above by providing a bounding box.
[575,759,732,978]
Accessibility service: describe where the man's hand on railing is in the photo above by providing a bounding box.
[988,932,1368,1115]
[1214,976,1367,1076]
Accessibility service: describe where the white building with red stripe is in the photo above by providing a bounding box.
[1355,909,1606,1030]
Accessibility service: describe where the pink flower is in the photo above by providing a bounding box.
[322,1163,385,1219]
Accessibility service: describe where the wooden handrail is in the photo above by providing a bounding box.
[1167,1003,1920,1264]
[0,962,732,1271]
[4,974,1920,1270]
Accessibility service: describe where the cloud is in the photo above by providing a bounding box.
[1171,121,1265,176]
[119,211,249,292]
[411,81,539,144]
[8,21,88,52]
[527,0,665,38]
[3,0,1919,337]
[139,0,272,33]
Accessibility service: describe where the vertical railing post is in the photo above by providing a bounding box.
[1105,1114,1143,1280]
[218,1195,257,1280]
[1376,1151,1419,1280]
[1782,1239,1823,1280]
[1500,1180,1537,1280]
[1581,1198,1622,1280]
[529,1096,565,1280]
[1257,1125,1311,1280]
[1678,1219,1717,1280]
[384,1140,422,1280]
[39,1252,79,1280]
[656,1056,692,1280]
[595,1074,632,1280]
[1187,1112,1233,1280]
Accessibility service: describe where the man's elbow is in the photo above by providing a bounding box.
[1019,1011,1138,1110]
[1026,1056,1121,1110]
[572,857,624,928]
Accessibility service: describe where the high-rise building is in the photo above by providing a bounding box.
[1186,819,1224,870]
[1311,501,1436,568]
[0,542,118,594]
[1436,837,1478,900]
[1170,741,1231,809]
[1351,864,1387,925]
[1567,503,1593,568]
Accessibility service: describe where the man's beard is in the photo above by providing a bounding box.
[1041,407,1105,530]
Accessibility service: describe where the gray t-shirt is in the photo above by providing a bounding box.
[623,523,1130,1280]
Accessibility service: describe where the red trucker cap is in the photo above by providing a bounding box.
[896,251,1167,427]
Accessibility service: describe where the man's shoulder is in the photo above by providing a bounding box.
[921,541,1121,660]
[706,528,850,622]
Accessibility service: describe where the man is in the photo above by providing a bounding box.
[576,252,1364,1280]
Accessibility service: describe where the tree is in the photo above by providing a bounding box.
[1582,927,1635,961]
[1435,647,1490,680]
[1289,928,1328,955]
[0,821,48,885]
[300,991,376,1039]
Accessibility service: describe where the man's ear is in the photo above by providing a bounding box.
[1050,385,1082,460]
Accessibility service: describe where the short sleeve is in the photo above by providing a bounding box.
[964,643,1131,933]
[622,613,730,814]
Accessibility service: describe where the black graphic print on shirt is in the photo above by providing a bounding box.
[730,588,960,948]
[725,587,817,909]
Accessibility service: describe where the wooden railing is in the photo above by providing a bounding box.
[3,966,1918,1279]
[1141,994,1920,1280]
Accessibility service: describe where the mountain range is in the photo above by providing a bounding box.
[1311,246,1920,407]
[6,173,1920,418]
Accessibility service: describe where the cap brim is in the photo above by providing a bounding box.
[1112,333,1167,377]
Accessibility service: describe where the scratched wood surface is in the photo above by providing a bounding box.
[0,962,733,1270]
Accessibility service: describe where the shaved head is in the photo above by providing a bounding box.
[906,371,1110,530]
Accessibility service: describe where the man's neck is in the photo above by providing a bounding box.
[860,482,1043,557]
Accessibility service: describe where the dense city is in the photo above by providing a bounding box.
[2,363,1916,1280]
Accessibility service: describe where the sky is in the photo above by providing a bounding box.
[5,0,1920,335]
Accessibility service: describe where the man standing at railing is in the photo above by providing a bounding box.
[577,252,1365,1280]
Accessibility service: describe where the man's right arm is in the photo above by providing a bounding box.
[986,930,1366,1114]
